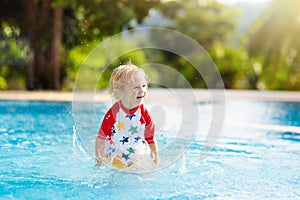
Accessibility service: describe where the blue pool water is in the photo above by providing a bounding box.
[0,99,299,199]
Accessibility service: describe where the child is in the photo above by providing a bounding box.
[95,64,159,169]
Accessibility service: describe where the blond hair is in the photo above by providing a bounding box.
[109,64,148,100]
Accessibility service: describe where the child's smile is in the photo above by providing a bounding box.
[120,72,147,110]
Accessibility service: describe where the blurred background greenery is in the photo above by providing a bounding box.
[0,0,299,91]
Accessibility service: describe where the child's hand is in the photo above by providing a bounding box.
[95,137,106,167]
[153,156,159,168]
[95,157,103,167]
[150,151,159,168]
[149,143,159,168]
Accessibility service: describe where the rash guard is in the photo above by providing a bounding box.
[97,102,155,167]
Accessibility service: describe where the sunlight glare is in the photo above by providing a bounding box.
[216,0,270,4]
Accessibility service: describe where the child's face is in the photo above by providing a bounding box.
[119,72,147,110]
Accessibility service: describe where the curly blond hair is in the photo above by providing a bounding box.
[109,64,149,100]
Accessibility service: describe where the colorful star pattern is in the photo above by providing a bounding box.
[134,136,141,143]
[108,147,116,156]
[103,103,155,167]
[122,153,130,161]
[120,136,129,145]
[126,114,136,120]
[116,121,125,130]
[128,126,138,135]
[127,147,135,154]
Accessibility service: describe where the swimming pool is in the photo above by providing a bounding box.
[0,96,299,199]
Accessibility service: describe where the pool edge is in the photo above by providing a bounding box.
[0,89,300,102]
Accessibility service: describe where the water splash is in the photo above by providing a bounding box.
[72,125,93,161]
[179,154,187,173]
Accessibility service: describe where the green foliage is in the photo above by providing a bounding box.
[248,0,300,90]
[0,37,31,65]
[0,68,8,90]
[0,76,8,90]
[1,0,300,91]
[153,0,238,88]
[159,0,236,50]
[0,65,26,90]
[64,0,160,47]
[0,0,159,90]
[67,38,150,90]
[211,44,251,89]
[0,21,31,90]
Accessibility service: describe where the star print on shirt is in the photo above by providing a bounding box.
[128,126,138,135]
[134,136,141,143]
[108,147,116,156]
[120,136,129,145]
[116,121,125,130]
[122,153,130,161]
[126,114,136,120]
[127,147,135,154]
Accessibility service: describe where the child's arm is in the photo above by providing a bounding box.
[95,136,106,166]
[149,142,159,166]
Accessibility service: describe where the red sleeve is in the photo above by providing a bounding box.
[97,103,119,140]
[140,104,155,144]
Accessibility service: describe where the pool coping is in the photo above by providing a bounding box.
[1,89,300,102]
